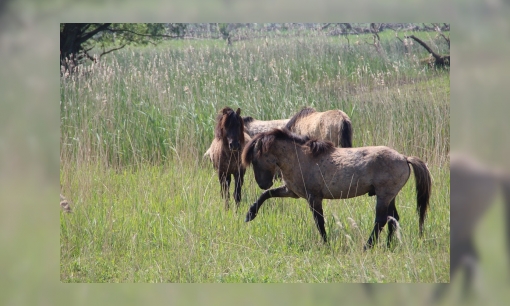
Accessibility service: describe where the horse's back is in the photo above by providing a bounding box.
[343,145,408,173]
[326,146,409,198]
[284,145,408,199]
[245,119,289,136]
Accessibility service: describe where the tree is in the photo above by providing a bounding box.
[217,23,247,45]
[406,34,450,68]
[60,23,185,72]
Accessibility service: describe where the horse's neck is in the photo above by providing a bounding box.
[270,140,303,173]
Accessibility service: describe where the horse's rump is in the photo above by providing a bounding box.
[285,107,353,147]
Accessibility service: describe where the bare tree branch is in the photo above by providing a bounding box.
[108,28,184,39]
[99,44,127,58]
[438,32,450,48]
[370,23,381,42]
[395,35,411,55]
[78,23,112,45]
[406,35,436,56]
[321,23,332,30]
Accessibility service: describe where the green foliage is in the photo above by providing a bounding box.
[218,23,229,38]
[94,23,167,48]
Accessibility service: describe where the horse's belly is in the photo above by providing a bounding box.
[323,185,371,199]
[284,180,371,200]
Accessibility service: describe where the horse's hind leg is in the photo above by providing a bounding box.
[365,196,390,250]
[307,195,327,243]
[386,198,400,248]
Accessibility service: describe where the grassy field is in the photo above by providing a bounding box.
[60,29,450,283]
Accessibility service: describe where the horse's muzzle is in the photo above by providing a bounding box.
[229,142,241,151]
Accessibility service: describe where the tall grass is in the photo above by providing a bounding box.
[60,30,449,283]
[60,31,449,169]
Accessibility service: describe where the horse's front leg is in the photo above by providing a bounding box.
[307,194,327,243]
[219,172,231,210]
[233,169,245,208]
[245,186,298,222]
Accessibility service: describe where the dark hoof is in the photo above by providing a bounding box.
[363,243,373,251]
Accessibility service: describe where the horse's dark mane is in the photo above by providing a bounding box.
[214,107,244,143]
[243,116,254,124]
[304,139,335,157]
[271,127,334,158]
[242,128,333,167]
[268,128,309,144]
[285,107,316,130]
[214,108,228,140]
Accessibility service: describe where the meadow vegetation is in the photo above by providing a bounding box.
[60,29,449,283]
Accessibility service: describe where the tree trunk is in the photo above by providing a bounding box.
[60,23,112,72]
[60,24,83,71]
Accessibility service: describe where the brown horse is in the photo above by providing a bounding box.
[243,107,353,148]
[241,128,431,249]
[207,107,251,210]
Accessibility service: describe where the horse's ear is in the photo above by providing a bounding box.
[222,107,229,115]
[236,108,241,116]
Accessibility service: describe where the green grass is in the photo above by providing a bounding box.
[60,30,449,283]
[60,161,449,283]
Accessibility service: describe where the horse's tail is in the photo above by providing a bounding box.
[406,156,432,237]
[339,112,353,148]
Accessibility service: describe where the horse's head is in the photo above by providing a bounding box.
[242,135,278,190]
[215,107,245,151]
